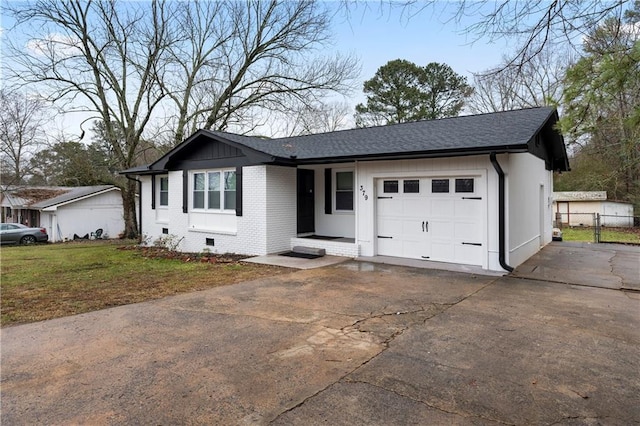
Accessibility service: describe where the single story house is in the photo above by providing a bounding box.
[1,185,129,242]
[123,107,569,273]
[553,191,634,227]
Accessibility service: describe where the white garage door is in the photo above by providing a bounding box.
[376,176,485,266]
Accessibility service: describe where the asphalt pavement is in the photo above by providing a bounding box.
[2,242,639,425]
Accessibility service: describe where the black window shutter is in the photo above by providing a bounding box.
[235,166,243,217]
[151,176,156,210]
[324,168,332,215]
[182,171,188,213]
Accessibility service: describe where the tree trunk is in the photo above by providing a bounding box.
[121,178,139,240]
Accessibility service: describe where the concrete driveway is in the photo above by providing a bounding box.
[2,244,639,425]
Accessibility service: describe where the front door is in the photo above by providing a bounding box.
[297,169,315,234]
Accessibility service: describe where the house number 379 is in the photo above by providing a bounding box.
[360,185,368,201]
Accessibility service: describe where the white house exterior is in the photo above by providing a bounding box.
[124,107,569,273]
[553,191,634,227]
[1,185,129,242]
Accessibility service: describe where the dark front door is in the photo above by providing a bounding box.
[297,169,315,234]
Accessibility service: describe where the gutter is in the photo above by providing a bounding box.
[125,175,143,243]
[489,152,514,273]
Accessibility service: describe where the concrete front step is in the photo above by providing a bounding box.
[292,246,326,257]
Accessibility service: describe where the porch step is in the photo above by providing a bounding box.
[292,246,326,257]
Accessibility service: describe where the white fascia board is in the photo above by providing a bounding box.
[41,187,121,210]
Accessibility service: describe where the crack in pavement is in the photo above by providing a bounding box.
[340,379,515,426]
[269,278,501,423]
[549,416,616,426]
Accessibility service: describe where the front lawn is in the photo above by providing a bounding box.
[0,240,290,326]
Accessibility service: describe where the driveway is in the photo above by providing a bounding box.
[2,244,639,425]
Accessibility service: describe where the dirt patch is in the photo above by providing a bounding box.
[118,245,250,264]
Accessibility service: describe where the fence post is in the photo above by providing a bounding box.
[594,213,600,243]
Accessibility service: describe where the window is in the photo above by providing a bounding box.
[193,173,205,209]
[383,180,398,193]
[158,176,169,206]
[208,173,220,209]
[432,179,449,193]
[335,171,354,211]
[224,171,236,210]
[192,170,236,211]
[455,178,474,193]
[403,179,419,193]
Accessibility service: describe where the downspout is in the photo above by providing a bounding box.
[489,152,514,273]
[126,175,143,244]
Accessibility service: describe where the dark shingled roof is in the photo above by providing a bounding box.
[121,107,568,174]
[205,107,558,160]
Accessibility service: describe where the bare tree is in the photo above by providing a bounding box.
[355,1,631,69]
[273,101,352,136]
[4,0,358,238]
[4,1,175,237]
[0,89,49,185]
[468,48,572,114]
[452,0,631,69]
[161,0,359,145]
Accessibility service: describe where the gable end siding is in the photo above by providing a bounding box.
[167,140,253,171]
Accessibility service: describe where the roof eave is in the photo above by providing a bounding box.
[34,187,121,209]
[290,145,530,165]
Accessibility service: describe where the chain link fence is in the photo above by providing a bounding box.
[554,212,640,244]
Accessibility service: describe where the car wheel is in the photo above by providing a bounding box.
[20,235,37,245]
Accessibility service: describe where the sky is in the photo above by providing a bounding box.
[328,2,511,107]
[1,1,512,140]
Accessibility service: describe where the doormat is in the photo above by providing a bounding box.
[279,251,323,259]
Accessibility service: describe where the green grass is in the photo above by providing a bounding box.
[0,240,289,326]
[560,227,640,244]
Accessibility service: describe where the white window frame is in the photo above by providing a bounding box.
[157,175,169,207]
[333,169,354,213]
[190,169,236,212]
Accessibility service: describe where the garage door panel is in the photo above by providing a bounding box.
[377,200,397,215]
[430,219,454,238]
[377,238,399,256]
[404,198,427,214]
[431,199,454,216]
[455,199,482,217]
[455,244,483,264]
[454,221,482,242]
[402,220,422,235]
[402,239,427,258]
[430,242,454,261]
[378,217,403,236]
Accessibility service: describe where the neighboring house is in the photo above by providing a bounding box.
[0,185,129,242]
[122,107,569,273]
[553,191,634,227]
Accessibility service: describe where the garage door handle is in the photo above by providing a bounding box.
[462,242,482,246]
[462,197,482,200]
[422,221,424,232]
[377,235,393,239]
[425,221,428,232]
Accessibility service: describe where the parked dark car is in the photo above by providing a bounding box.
[0,223,49,245]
